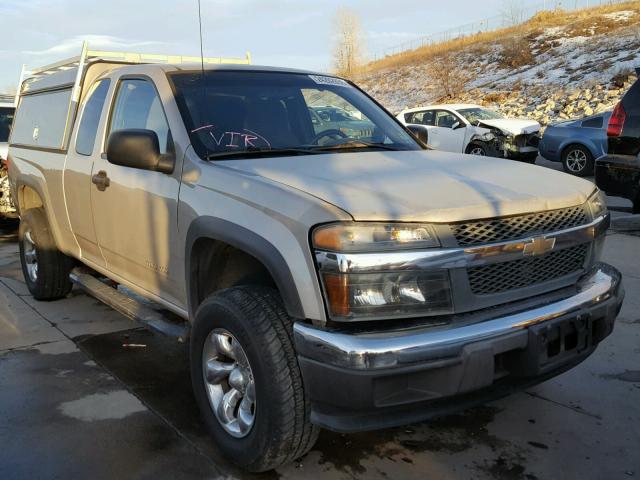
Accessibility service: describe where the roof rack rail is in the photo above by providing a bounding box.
[28,41,251,79]
[22,40,251,100]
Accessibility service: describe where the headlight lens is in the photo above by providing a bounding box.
[587,189,607,218]
[313,223,452,321]
[313,222,439,252]
[321,270,453,321]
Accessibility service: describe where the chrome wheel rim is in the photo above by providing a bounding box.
[202,329,256,438]
[23,229,38,283]
[470,146,485,156]
[566,149,587,172]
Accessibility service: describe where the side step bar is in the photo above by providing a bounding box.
[70,268,189,341]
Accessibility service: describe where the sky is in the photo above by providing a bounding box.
[0,0,545,90]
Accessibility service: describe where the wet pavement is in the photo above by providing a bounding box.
[1,193,640,479]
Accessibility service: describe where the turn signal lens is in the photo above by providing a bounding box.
[587,189,607,218]
[313,223,439,252]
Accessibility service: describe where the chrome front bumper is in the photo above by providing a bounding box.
[294,263,623,370]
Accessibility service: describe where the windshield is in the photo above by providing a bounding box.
[168,71,420,159]
[0,107,15,143]
[457,107,503,124]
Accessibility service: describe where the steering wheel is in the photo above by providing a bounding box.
[311,129,348,145]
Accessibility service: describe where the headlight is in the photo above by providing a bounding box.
[313,223,453,321]
[587,189,607,218]
[313,222,439,252]
[480,132,495,142]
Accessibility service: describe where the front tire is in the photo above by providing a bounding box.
[19,208,74,300]
[467,143,487,156]
[190,286,318,472]
[562,144,593,177]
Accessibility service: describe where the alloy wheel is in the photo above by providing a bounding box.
[23,229,38,283]
[202,329,256,438]
[566,149,587,173]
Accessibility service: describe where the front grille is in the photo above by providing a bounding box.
[514,132,540,148]
[452,205,587,247]
[468,244,589,295]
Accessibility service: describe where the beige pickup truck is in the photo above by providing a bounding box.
[8,45,624,472]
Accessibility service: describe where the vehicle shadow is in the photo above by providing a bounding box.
[76,327,507,479]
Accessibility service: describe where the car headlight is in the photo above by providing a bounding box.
[480,132,495,142]
[313,223,453,321]
[313,222,440,252]
[587,189,607,218]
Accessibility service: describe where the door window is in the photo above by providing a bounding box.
[434,111,459,128]
[406,110,435,126]
[76,79,111,156]
[109,79,170,153]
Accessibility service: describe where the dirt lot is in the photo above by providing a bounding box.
[1,170,639,480]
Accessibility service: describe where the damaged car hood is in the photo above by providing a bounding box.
[477,118,541,135]
[222,150,594,223]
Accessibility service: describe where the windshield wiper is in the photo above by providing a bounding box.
[206,148,318,161]
[309,141,404,152]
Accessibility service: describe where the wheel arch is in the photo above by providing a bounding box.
[185,216,305,321]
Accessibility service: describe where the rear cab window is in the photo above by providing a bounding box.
[75,79,111,156]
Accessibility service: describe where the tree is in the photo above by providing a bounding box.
[332,8,365,79]
[429,54,470,100]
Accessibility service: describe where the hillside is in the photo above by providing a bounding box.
[358,2,640,125]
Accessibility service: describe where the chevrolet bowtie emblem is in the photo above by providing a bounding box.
[523,236,556,256]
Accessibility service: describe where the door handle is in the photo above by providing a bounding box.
[92,170,111,191]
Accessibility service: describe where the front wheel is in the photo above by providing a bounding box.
[190,286,318,472]
[19,208,74,300]
[467,143,487,156]
[562,145,593,177]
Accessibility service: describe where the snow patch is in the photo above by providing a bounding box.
[603,10,636,21]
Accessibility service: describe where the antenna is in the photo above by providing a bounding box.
[197,0,205,77]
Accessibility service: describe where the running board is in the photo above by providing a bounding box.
[70,268,189,340]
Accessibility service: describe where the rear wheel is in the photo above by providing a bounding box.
[562,144,593,177]
[190,286,318,472]
[19,208,74,300]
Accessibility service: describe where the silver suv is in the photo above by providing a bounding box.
[8,46,624,472]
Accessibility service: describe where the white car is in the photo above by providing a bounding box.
[397,103,541,162]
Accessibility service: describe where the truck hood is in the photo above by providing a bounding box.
[478,118,541,135]
[222,150,595,222]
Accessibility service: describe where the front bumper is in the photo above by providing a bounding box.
[294,263,623,432]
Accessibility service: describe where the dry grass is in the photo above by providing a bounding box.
[362,1,640,74]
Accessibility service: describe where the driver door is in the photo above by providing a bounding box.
[89,77,183,307]
[431,110,466,152]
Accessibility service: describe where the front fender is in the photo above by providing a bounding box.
[185,216,305,320]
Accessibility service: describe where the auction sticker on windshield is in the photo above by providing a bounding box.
[308,75,351,87]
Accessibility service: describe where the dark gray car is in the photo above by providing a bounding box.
[539,112,611,176]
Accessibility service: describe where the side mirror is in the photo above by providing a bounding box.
[451,121,464,130]
[407,124,429,147]
[106,129,174,174]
